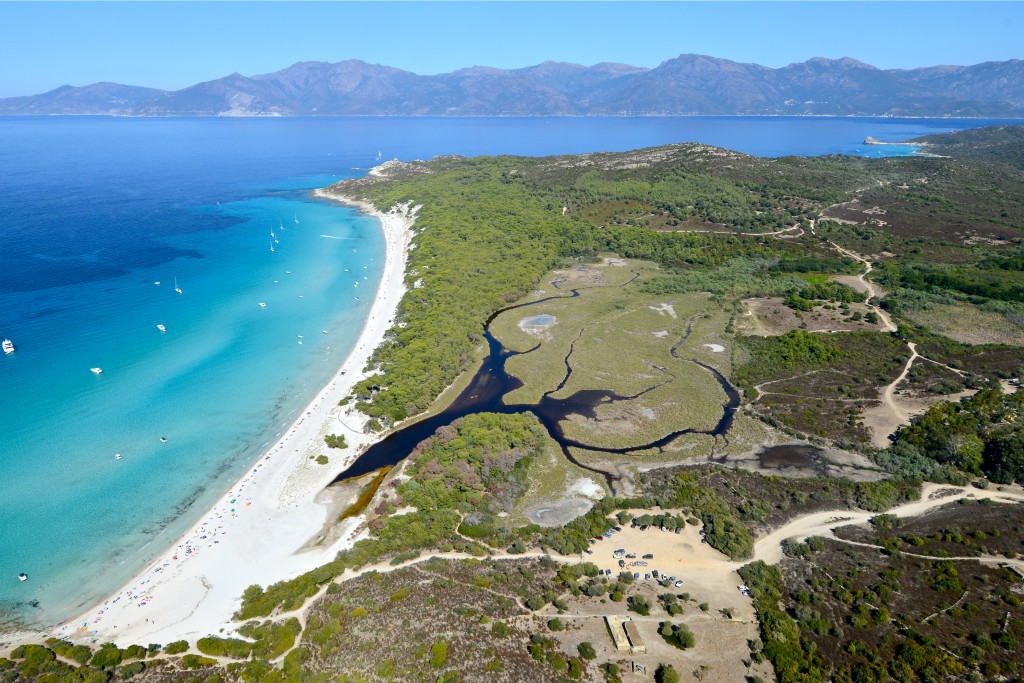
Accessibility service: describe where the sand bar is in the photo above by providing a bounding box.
[5,194,416,650]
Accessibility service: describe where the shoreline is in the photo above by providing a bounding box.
[3,193,416,651]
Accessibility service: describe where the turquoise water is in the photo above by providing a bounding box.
[0,191,383,626]
[0,115,1016,628]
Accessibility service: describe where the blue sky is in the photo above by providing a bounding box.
[1,1,1021,97]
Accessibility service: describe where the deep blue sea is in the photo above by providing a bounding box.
[0,115,1017,629]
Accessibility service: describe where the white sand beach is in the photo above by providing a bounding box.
[17,195,417,649]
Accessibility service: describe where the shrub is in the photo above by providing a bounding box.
[655,663,681,683]
[119,662,145,680]
[659,622,695,649]
[90,644,124,668]
[315,454,329,465]
[180,654,217,669]
[577,642,597,660]
[627,595,651,616]
[163,641,189,655]
[324,434,347,449]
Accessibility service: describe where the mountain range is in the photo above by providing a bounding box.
[3,54,1024,117]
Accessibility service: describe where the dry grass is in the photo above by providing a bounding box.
[734,297,886,336]
[903,301,1024,346]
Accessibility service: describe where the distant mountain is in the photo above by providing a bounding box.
[3,55,1023,117]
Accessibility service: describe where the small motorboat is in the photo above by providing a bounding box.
[115,453,122,460]
[157,324,166,332]
[18,573,27,582]
[91,367,103,375]
[160,437,168,443]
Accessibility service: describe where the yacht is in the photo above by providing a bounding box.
[157,324,166,332]
[91,367,103,375]
[2,339,13,354]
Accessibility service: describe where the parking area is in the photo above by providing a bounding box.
[583,516,757,622]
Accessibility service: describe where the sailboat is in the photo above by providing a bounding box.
[376,150,382,161]
[174,277,182,295]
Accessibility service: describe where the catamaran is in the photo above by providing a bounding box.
[2,339,13,354]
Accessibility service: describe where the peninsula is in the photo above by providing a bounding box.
[4,126,1024,683]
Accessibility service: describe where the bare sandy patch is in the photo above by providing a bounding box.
[734,297,884,336]
[648,303,678,319]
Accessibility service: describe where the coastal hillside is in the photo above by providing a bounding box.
[3,55,1024,117]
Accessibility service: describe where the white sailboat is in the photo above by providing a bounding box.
[376,150,382,161]
[174,277,182,295]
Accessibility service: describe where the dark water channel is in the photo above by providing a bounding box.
[333,288,741,488]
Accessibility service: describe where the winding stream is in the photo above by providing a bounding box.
[333,282,741,488]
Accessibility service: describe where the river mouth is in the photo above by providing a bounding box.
[333,282,741,489]
[757,444,824,469]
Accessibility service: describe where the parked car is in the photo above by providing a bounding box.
[644,573,651,580]
[618,560,626,568]
[642,553,654,559]
[652,570,659,579]
[625,553,636,559]
[633,572,640,579]
[674,580,684,588]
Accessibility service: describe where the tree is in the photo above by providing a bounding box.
[577,642,597,660]
[655,663,681,683]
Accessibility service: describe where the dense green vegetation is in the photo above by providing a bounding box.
[329,145,875,425]
[238,412,547,619]
[739,561,827,683]
[884,388,1024,483]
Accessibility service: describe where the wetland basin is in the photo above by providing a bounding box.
[333,288,741,488]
